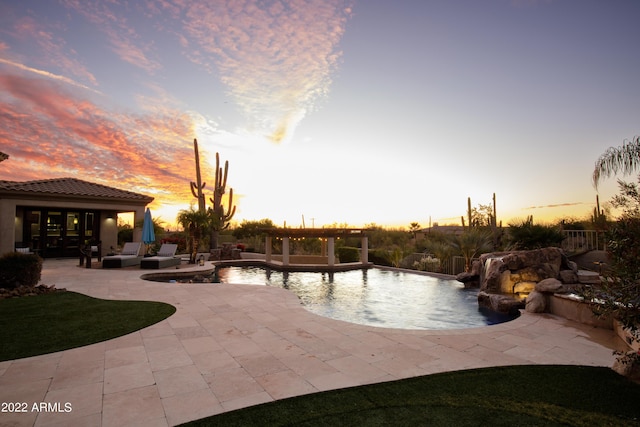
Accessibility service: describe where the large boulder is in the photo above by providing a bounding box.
[455,259,483,288]
[535,278,564,293]
[455,271,479,288]
[513,281,536,294]
[479,247,565,294]
[477,291,525,315]
[525,290,547,313]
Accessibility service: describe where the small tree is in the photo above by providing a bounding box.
[409,222,421,240]
[450,229,493,272]
[176,208,210,263]
[584,217,640,343]
[422,236,455,273]
[610,177,640,218]
[584,178,640,343]
[232,219,276,252]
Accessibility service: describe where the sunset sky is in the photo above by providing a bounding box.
[1,0,639,229]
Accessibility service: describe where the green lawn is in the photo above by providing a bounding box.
[182,365,640,427]
[0,291,176,361]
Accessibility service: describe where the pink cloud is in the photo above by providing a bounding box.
[0,72,211,209]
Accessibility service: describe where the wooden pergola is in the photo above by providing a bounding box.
[263,228,369,267]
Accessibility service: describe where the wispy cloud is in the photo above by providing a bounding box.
[60,0,162,73]
[9,14,98,86]
[157,0,354,143]
[0,58,102,95]
[0,73,208,208]
[523,202,590,210]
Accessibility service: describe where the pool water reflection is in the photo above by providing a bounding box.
[213,266,518,330]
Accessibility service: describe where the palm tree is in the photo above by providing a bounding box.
[450,229,493,272]
[176,208,210,263]
[593,136,640,188]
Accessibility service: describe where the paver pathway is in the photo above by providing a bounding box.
[0,259,627,426]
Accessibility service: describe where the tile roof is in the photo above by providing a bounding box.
[0,177,154,202]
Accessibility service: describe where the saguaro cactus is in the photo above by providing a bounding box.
[591,194,607,232]
[190,138,207,213]
[209,152,236,251]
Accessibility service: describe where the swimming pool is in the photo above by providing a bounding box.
[153,266,518,330]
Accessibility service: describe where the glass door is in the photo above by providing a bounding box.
[84,212,95,240]
[63,212,80,256]
[23,210,41,253]
[45,211,63,257]
[21,208,101,258]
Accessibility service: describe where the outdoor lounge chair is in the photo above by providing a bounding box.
[102,242,143,268]
[140,243,181,269]
[15,242,34,254]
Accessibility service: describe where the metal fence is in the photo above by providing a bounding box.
[561,230,603,253]
[405,253,468,276]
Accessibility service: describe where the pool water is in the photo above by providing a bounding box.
[209,266,518,330]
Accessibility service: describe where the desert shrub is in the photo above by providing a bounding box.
[337,246,360,263]
[161,234,187,253]
[0,252,43,289]
[507,216,565,249]
[117,224,134,246]
[413,255,441,272]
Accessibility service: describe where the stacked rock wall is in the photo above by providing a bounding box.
[458,247,596,314]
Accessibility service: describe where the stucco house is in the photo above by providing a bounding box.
[0,178,154,257]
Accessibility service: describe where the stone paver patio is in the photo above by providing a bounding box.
[0,259,628,426]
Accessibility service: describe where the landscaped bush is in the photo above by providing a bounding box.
[507,216,565,249]
[0,252,43,289]
[336,246,360,263]
[161,234,187,253]
[413,255,440,272]
[117,224,133,246]
[368,249,392,266]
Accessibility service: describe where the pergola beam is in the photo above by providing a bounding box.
[263,228,369,267]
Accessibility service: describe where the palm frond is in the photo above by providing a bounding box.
[593,136,640,188]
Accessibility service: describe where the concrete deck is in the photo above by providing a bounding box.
[0,259,629,426]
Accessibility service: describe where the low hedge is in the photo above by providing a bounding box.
[367,249,392,266]
[0,252,43,289]
[337,246,360,263]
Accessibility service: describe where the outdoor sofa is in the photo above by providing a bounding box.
[140,243,181,269]
[102,242,143,268]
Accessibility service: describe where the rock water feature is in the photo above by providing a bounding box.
[456,247,598,315]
